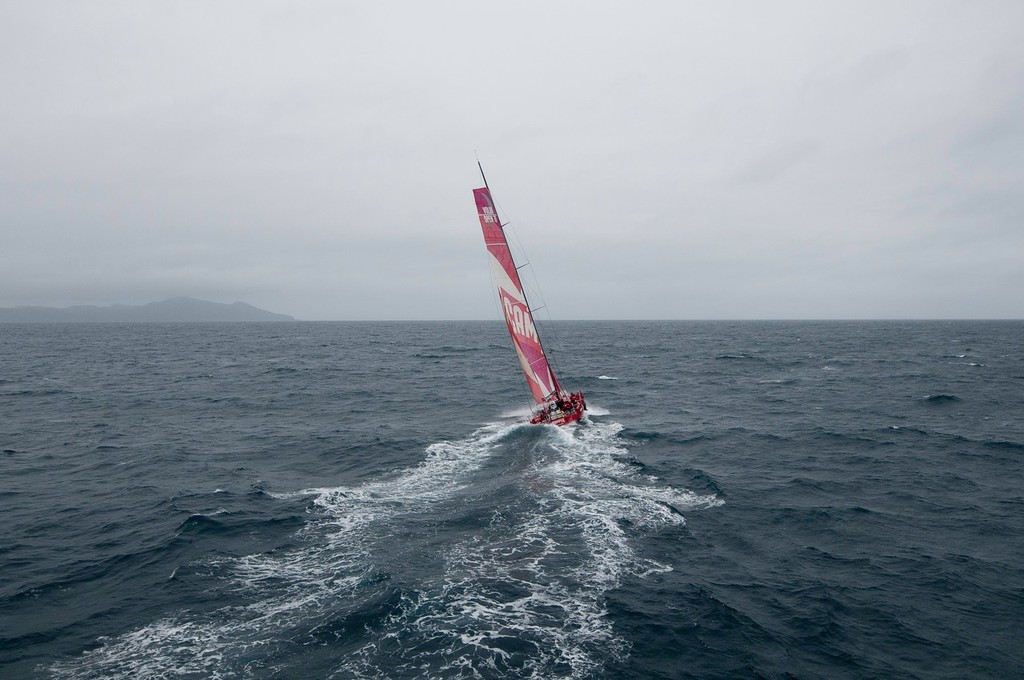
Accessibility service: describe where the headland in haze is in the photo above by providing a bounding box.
[0,297,295,323]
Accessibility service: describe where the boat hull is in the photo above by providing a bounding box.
[530,407,585,426]
[528,391,586,426]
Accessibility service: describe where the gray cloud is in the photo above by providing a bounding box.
[2,1,1022,319]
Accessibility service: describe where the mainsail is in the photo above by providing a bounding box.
[474,185,561,404]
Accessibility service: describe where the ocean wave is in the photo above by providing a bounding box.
[499,405,534,419]
[49,424,510,679]
[50,421,720,680]
[924,394,961,403]
[981,439,1024,452]
[758,377,796,385]
[1,387,68,397]
[335,421,721,679]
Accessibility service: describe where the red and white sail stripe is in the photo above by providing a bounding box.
[474,187,560,404]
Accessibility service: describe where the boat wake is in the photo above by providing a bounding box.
[50,422,721,680]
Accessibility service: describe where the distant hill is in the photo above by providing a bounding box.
[0,297,295,323]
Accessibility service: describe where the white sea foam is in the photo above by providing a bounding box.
[597,375,618,380]
[51,425,506,679]
[338,420,721,679]
[499,405,534,418]
[52,420,721,680]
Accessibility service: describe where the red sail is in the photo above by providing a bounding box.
[474,187,560,404]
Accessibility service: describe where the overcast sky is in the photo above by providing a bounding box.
[2,1,1022,319]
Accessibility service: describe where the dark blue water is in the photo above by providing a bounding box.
[1,321,1021,679]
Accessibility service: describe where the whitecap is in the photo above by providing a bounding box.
[52,421,720,680]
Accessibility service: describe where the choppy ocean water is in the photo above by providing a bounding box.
[1,320,1021,679]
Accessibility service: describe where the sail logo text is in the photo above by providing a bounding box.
[481,206,496,224]
[502,296,538,343]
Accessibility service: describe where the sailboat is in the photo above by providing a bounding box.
[473,163,586,426]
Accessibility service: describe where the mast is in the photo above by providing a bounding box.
[474,165,562,403]
[477,159,490,193]
[476,162,539,329]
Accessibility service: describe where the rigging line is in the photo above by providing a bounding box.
[478,161,546,405]
[499,206,569,387]
[500,210,566,376]
[509,231,569,389]
[477,163,540,327]
[483,251,526,401]
[477,161,568,397]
